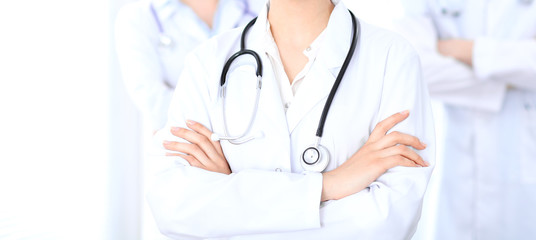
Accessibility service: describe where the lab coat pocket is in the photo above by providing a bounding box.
[520,94,536,184]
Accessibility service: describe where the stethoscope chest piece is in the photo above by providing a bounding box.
[301,145,330,172]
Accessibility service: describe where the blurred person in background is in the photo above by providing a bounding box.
[395,0,536,239]
[115,0,262,132]
[115,1,262,239]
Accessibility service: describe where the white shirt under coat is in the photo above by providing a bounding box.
[148,1,436,239]
[115,0,263,130]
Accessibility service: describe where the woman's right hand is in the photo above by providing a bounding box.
[321,110,429,201]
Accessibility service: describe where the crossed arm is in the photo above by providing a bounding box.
[147,44,434,239]
[163,110,428,202]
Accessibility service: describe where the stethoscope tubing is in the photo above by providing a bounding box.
[220,50,263,86]
[217,17,263,145]
[220,77,262,145]
[217,9,359,144]
[315,11,359,138]
[150,3,165,34]
[215,9,359,172]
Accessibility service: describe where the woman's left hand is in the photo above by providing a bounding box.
[163,120,231,175]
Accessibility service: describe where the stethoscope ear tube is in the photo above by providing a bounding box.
[220,50,263,87]
[216,17,264,145]
[219,76,262,145]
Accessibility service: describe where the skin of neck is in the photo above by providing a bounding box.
[267,0,335,83]
[180,0,219,28]
[268,0,334,49]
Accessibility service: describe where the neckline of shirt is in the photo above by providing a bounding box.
[262,17,327,112]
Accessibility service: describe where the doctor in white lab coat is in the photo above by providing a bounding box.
[148,0,436,239]
[395,0,536,239]
[115,0,262,131]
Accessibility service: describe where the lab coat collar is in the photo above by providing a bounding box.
[289,1,356,134]
[245,1,270,52]
[151,0,237,22]
[151,0,180,20]
[212,0,253,35]
[151,0,170,9]
[249,0,351,56]
[247,0,354,73]
[246,0,356,134]
[317,0,356,70]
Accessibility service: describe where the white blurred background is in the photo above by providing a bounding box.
[0,0,443,239]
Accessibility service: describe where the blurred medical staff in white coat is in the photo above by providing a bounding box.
[115,0,262,131]
[147,0,436,239]
[395,0,536,239]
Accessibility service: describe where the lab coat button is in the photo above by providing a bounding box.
[275,168,282,172]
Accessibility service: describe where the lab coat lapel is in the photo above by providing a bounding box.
[286,62,336,134]
[214,0,248,32]
[247,2,291,136]
[286,2,355,134]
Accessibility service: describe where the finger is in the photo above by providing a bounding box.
[382,155,421,170]
[369,110,410,142]
[374,131,426,150]
[212,140,224,156]
[380,145,428,167]
[166,152,206,169]
[170,127,221,161]
[163,140,211,166]
[185,120,224,156]
[181,155,206,169]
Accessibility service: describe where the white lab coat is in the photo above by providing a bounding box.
[395,0,536,239]
[147,1,436,239]
[115,0,263,130]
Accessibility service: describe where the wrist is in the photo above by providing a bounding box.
[321,172,335,202]
[453,39,474,66]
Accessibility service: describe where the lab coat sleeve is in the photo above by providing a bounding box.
[115,4,173,130]
[473,37,536,91]
[146,51,323,239]
[393,0,507,112]
[235,38,437,240]
[366,39,436,239]
[316,40,435,240]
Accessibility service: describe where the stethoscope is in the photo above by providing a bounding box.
[211,10,360,173]
[149,0,255,48]
[439,0,534,17]
[150,3,173,48]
